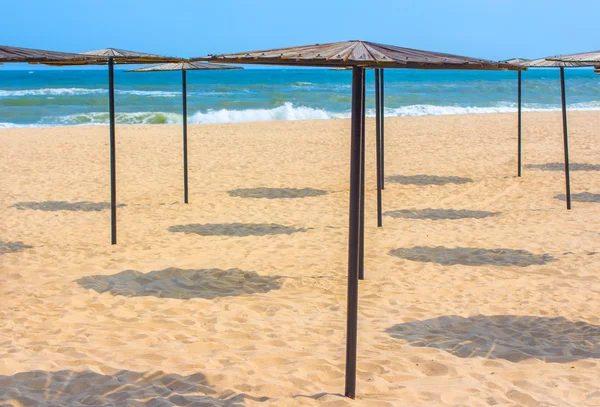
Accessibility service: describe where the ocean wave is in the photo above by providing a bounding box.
[0,122,44,128]
[119,90,180,97]
[0,88,105,97]
[189,102,333,124]
[382,102,600,117]
[55,111,183,125]
[1,101,599,128]
[0,88,180,98]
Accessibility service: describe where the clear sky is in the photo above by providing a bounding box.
[1,0,598,61]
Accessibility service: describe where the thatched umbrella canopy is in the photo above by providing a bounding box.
[547,50,600,64]
[193,40,520,400]
[507,57,591,68]
[0,45,105,64]
[126,61,242,204]
[194,40,518,70]
[80,48,181,64]
[126,61,241,72]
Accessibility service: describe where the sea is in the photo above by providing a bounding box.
[0,67,598,128]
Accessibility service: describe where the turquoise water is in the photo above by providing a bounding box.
[0,67,598,127]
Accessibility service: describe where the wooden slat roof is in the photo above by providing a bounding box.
[193,40,521,70]
[79,48,182,64]
[126,61,243,72]
[547,51,600,64]
[0,45,105,64]
[504,57,592,68]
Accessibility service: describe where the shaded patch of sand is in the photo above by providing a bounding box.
[384,208,500,220]
[526,162,600,171]
[0,370,269,406]
[389,246,556,267]
[555,192,600,203]
[0,240,32,255]
[168,223,307,237]
[77,267,283,300]
[10,200,126,212]
[386,174,472,185]
[387,315,600,362]
[228,188,328,199]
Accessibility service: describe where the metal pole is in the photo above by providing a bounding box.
[358,68,366,281]
[345,66,364,400]
[380,69,385,189]
[560,67,571,210]
[182,70,189,204]
[518,70,522,177]
[108,57,117,245]
[375,69,382,227]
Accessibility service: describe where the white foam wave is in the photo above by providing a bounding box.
[0,122,44,128]
[382,102,600,117]
[189,102,333,124]
[0,88,105,97]
[0,88,180,98]
[55,111,182,125]
[118,90,180,97]
[1,101,599,128]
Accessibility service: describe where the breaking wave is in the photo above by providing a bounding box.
[188,102,334,124]
[1,101,599,128]
[0,88,180,98]
[55,112,183,125]
[0,88,105,97]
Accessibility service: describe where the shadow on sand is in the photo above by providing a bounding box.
[228,187,328,199]
[0,369,269,406]
[526,162,600,171]
[555,192,600,203]
[386,175,472,186]
[389,246,555,267]
[384,208,500,220]
[11,201,126,212]
[0,240,32,255]
[169,223,307,237]
[386,315,600,362]
[77,267,283,300]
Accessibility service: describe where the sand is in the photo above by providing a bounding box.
[1,111,599,406]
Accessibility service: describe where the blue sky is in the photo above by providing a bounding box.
[1,0,598,61]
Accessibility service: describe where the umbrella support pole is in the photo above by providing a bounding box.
[375,69,382,227]
[109,57,117,245]
[518,70,522,177]
[380,69,385,190]
[182,70,189,204]
[358,69,366,281]
[345,66,364,399]
[560,67,571,210]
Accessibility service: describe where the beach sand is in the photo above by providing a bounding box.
[1,111,599,406]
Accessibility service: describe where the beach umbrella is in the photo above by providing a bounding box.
[126,62,242,204]
[0,45,105,64]
[44,48,182,244]
[547,50,600,64]
[193,40,520,399]
[505,56,595,209]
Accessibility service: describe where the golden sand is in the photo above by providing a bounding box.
[1,111,599,406]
